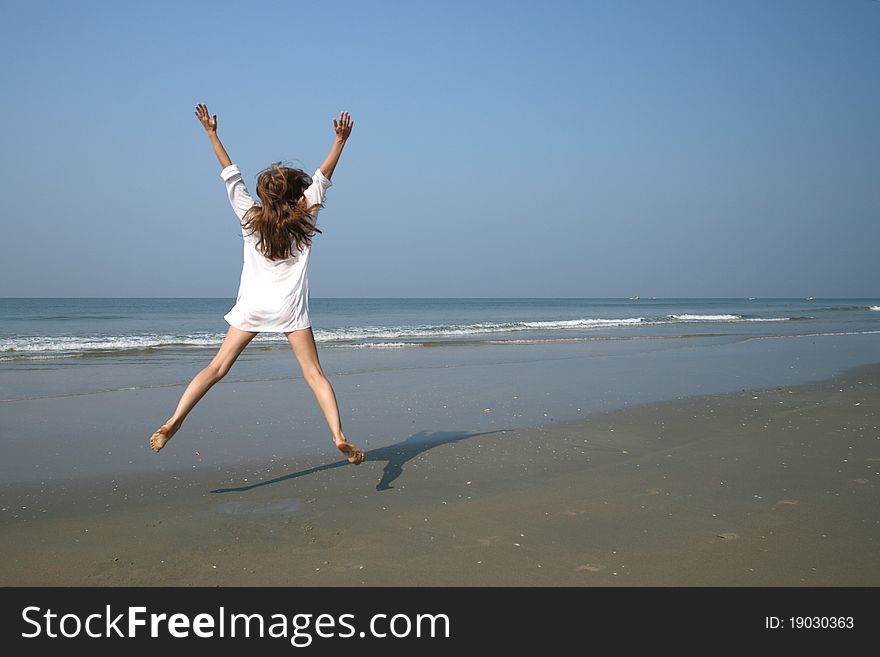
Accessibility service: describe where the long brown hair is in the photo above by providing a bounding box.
[241,162,323,260]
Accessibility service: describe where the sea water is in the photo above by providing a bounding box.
[1,298,878,483]
[2,297,878,360]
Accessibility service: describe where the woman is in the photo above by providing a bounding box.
[148,103,365,465]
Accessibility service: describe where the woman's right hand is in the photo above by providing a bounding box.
[333,111,353,141]
[195,103,218,136]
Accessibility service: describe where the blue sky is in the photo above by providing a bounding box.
[0,0,877,297]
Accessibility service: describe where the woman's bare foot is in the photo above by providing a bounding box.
[335,437,365,465]
[149,420,180,453]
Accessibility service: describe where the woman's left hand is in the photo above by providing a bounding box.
[195,103,218,135]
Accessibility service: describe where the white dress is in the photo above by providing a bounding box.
[219,163,332,333]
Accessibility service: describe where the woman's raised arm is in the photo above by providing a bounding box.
[318,111,354,180]
[195,103,233,169]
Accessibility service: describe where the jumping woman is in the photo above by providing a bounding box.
[148,103,365,465]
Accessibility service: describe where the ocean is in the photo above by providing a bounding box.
[1,297,879,484]
[2,297,879,360]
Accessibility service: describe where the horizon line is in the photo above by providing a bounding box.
[1,296,876,301]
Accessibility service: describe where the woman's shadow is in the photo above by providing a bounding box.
[210,429,505,494]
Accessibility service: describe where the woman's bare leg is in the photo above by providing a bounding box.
[285,326,365,464]
[150,325,259,452]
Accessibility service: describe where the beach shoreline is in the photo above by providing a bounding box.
[2,361,877,586]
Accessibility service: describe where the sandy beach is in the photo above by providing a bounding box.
[2,361,877,586]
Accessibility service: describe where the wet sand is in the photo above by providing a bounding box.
[1,362,877,586]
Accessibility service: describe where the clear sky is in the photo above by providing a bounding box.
[0,0,877,298]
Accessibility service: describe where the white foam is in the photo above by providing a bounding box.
[669,314,741,321]
[0,311,812,360]
[668,314,789,323]
[871,306,880,311]
[313,317,649,342]
[521,318,644,328]
[4,320,607,356]
[0,332,288,356]
[0,334,218,353]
